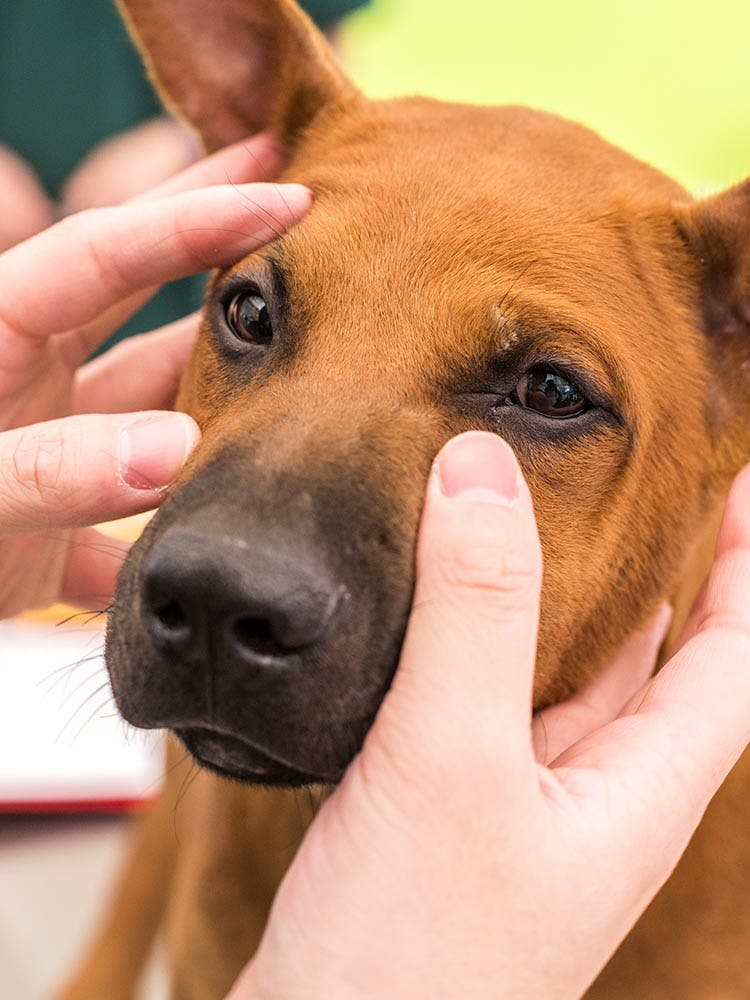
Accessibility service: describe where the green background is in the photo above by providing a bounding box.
[341,0,750,193]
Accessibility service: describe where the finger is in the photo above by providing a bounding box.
[56,136,289,359]
[131,132,281,201]
[74,314,200,413]
[0,143,54,250]
[561,464,750,833]
[60,117,200,213]
[367,432,542,786]
[669,578,709,656]
[0,411,200,534]
[58,287,160,369]
[62,527,132,610]
[0,182,311,347]
[669,488,743,655]
[532,604,672,764]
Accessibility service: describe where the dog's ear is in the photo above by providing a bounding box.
[116,0,359,152]
[674,179,750,474]
[676,178,750,338]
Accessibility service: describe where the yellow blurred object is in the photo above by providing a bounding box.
[343,0,750,193]
[96,510,154,542]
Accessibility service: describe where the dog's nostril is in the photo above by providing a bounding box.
[232,617,288,659]
[152,600,188,634]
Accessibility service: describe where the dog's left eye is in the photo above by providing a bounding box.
[509,367,587,418]
[226,291,273,345]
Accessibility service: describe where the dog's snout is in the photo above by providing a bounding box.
[140,527,339,666]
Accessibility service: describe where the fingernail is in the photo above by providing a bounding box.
[118,413,200,492]
[437,432,520,505]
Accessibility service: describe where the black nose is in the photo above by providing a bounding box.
[140,527,341,666]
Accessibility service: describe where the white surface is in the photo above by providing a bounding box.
[0,814,167,999]
[0,615,170,997]
[0,619,163,805]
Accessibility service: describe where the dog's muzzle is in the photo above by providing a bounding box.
[106,462,418,786]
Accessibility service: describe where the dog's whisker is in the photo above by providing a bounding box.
[172,761,200,844]
[56,682,115,744]
[39,532,130,560]
[223,159,289,235]
[306,785,325,820]
[234,142,300,230]
[40,650,101,682]
[271,181,294,227]
[146,227,275,269]
[69,693,117,745]
[140,745,191,798]
[291,787,307,829]
[39,649,105,696]
[55,665,110,709]
[495,258,537,320]
[54,606,112,628]
[282,790,314,854]
[225,182,289,240]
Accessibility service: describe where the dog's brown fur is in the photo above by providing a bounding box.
[56,1,750,997]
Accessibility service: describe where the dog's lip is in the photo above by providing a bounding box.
[175,725,338,786]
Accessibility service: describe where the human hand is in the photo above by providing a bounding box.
[1,118,199,251]
[232,431,750,1000]
[60,117,200,214]
[0,143,54,252]
[0,135,310,618]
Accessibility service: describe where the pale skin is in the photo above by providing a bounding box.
[1,144,749,1000]
[0,119,199,252]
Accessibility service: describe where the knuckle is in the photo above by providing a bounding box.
[9,426,69,510]
[59,207,129,296]
[432,535,540,608]
[54,206,101,243]
[167,219,211,271]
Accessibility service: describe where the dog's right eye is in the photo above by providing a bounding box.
[226,291,273,345]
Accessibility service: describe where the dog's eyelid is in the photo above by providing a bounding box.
[492,303,629,408]
[214,251,287,309]
[494,326,625,422]
[487,334,606,404]
[267,256,287,303]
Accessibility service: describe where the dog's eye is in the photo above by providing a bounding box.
[226,292,273,345]
[510,367,587,418]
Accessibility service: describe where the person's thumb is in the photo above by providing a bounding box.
[365,431,543,789]
[0,411,200,534]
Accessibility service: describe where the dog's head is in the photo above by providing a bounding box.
[107,0,750,784]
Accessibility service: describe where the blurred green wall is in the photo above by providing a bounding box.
[341,0,749,192]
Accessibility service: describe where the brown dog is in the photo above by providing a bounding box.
[55,0,750,997]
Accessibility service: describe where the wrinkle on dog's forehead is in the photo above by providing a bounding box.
[270,103,688,338]
[263,210,684,420]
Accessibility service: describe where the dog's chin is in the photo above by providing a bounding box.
[175,726,338,788]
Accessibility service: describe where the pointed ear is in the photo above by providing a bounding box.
[674,179,750,478]
[116,0,359,152]
[675,178,750,337]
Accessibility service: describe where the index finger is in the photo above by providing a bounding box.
[0,181,311,342]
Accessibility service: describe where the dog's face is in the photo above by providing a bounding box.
[107,0,750,784]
